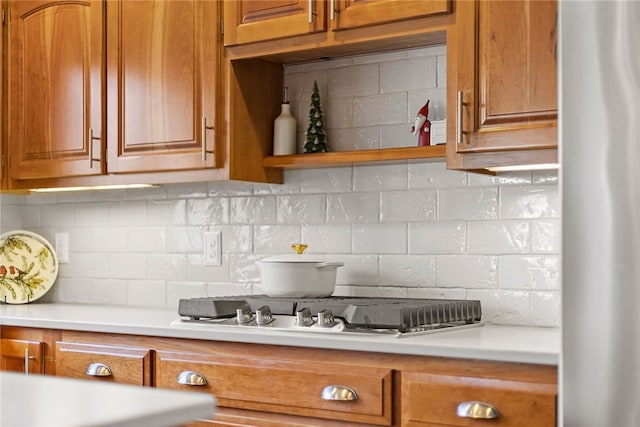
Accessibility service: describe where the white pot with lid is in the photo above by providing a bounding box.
[258,244,344,298]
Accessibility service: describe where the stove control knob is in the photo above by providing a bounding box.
[236,304,253,324]
[296,307,314,327]
[256,305,273,325]
[317,310,336,327]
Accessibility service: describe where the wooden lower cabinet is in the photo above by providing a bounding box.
[0,327,557,426]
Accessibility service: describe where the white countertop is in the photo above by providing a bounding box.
[0,371,215,427]
[0,303,559,365]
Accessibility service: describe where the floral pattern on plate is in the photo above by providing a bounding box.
[0,230,58,304]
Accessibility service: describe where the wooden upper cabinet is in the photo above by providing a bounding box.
[223,0,449,46]
[106,0,218,174]
[224,0,326,46]
[446,0,558,170]
[332,0,450,31]
[7,0,104,180]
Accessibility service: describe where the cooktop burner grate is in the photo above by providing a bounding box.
[178,296,482,333]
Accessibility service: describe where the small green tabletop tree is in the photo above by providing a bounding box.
[304,81,329,153]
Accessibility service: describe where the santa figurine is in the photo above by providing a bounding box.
[410,99,431,147]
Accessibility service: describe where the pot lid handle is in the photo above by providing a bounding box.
[291,243,308,254]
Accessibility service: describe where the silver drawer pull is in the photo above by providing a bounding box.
[321,385,358,401]
[456,401,500,419]
[85,363,113,377]
[177,370,208,386]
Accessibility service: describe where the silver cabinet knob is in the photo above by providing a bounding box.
[321,385,358,401]
[85,363,113,377]
[456,401,500,419]
[177,370,208,386]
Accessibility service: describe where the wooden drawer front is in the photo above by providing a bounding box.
[56,342,152,386]
[156,351,393,425]
[402,372,557,427]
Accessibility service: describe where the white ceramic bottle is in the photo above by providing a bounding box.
[273,87,297,155]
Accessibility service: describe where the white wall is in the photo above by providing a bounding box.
[0,47,560,327]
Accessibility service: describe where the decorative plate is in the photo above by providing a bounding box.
[0,230,58,304]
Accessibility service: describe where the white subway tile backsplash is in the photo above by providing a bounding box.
[409,221,466,254]
[379,255,436,287]
[73,253,110,278]
[500,185,559,219]
[327,127,380,151]
[110,201,147,226]
[277,194,326,224]
[302,224,352,253]
[187,198,229,225]
[328,64,379,98]
[466,289,530,325]
[438,187,498,220]
[437,255,498,288]
[499,255,561,290]
[230,196,277,224]
[380,190,436,222]
[147,200,186,226]
[335,254,379,285]
[327,192,379,223]
[468,221,530,254]
[109,253,147,279]
[127,280,167,307]
[409,161,467,189]
[128,227,166,253]
[530,291,561,327]
[2,48,560,327]
[254,225,301,253]
[299,168,352,193]
[531,220,561,253]
[352,223,407,254]
[146,254,187,281]
[165,227,203,253]
[187,254,230,282]
[380,57,438,93]
[353,163,408,191]
[353,93,407,127]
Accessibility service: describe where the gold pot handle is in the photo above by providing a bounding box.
[291,244,308,254]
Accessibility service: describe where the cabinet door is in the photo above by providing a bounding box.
[447,0,557,169]
[56,341,152,386]
[223,0,326,46]
[106,0,218,174]
[0,338,45,374]
[8,0,104,180]
[332,0,450,31]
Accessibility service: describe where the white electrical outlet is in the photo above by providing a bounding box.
[55,233,70,264]
[203,231,221,266]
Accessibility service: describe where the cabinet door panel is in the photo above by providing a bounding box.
[333,0,450,31]
[478,0,557,128]
[223,0,326,46]
[8,0,103,180]
[107,0,217,173]
[447,0,558,169]
[0,339,44,374]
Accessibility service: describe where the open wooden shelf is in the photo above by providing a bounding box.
[263,145,446,169]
